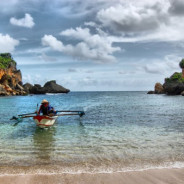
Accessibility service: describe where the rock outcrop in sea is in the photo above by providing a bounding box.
[0,53,70,96]
[148,59,184,95]
[23,81,70,94]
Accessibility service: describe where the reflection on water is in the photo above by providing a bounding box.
[33,127,56,164]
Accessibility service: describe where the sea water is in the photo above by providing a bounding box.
[0,92,184,173]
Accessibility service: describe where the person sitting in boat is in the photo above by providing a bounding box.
[37,99,56,115]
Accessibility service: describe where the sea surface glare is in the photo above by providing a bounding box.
[0,92,184,173]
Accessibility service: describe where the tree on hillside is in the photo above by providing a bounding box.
[179,59,184,78]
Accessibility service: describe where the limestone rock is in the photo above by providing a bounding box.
[4,84,13,93]
[15,83,24,91]
[23,83,33,93]
[0,84,7,96]
[154,83,164,94]
[0,53,27,96]
[44,80,70,93]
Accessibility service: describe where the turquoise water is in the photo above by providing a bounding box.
[0,92,184,173]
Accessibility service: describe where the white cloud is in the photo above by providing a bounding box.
[41,35,63,52]
[42,27,120,63]
[84,21,98,27]
[94,0,184,42]
[97,2,169,33]
[61,27,91,40]
[60,27,120,54]
[10,13,35,28]
[0,33,19,53]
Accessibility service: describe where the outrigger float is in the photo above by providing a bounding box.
[11,110,85,128]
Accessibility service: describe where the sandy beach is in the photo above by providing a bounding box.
[0,168,184,184]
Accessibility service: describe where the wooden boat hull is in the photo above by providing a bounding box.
[33,115,58,128]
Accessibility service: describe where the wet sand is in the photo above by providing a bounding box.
[0,168,184,184]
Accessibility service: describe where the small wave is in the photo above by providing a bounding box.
[0,162,184,175]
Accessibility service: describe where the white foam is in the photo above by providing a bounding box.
[0,162,184,176]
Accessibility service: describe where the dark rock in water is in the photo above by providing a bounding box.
[23,83,33,93]
[154,83,164,94]
[163,81,184,95]
[147,91,155,94]
[44,80,70,93]
[23,81,70,94]
[30,84,46,94]
[163,72,184,95]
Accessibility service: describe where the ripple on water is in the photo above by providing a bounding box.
[0,92,184,172]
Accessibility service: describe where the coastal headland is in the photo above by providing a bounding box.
[0,53,70,96]
[148,58,184,95]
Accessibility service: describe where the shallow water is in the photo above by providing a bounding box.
[0,92,184,173]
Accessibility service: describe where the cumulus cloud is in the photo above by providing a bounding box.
[41,35,63,51]
[42,27,120,62]
[93,0,184,42]
[10,13,35,28]
[97,2,169,33]
[0,33,19,52]
[61,27,91,40]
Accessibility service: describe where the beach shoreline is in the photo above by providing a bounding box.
[0,168,184,184]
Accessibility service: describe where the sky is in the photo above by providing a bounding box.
[0,0,184,91]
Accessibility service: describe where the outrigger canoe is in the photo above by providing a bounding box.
[33,115,58,128]
[11,110,85,128]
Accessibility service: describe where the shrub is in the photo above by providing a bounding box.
[0,53,12,59]
[179,59,184,69]
[166,72,184,83]
[0,53,15,69]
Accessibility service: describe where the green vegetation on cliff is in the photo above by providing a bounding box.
[0,53,16,69]
[165,72,184,83]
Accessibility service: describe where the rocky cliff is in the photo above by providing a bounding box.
[0,53,70,96]
[148,72,184,95]
[148,58,184,95]
[0,53,26,96]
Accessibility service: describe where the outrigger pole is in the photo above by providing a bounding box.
[10,110,85,121]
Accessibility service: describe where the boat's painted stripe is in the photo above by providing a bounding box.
[33,116,56,122]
